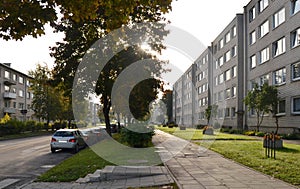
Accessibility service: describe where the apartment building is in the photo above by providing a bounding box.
[195,47,211,126]
[173,64,197,126]
[172,0,300,133]
[0,63,34,121]
[211,14,245,129]
[244,0,300,133]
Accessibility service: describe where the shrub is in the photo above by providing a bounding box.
[281,133,300,140]
[255,132,265,137]
[120,124,155,148]
[196,124,205,130]
[244,130,256,136]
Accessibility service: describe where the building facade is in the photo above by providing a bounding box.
[0,63,34,120]
[172,0,300,134]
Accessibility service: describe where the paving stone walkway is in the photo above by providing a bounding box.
[19,130,299,189]
[153,129,299,189]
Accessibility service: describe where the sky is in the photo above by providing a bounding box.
[0,0,250,75]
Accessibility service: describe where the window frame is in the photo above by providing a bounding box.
[258,0,269,13]
[250,54,257,69]
[291,0,300,15]
[273,8,285,29]
[259,47,270,64]
[292,62,300,81]
[250,30,256,45]
[272,37,286,57]
[273,67,286,85]
[291,28,300,48]
[259,20,269,38]
[292,96,300,114]
[249,6,256,22]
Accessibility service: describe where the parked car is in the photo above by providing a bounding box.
[50,129,86,153]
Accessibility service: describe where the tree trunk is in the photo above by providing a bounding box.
[103,95,112,136]
[256,111,260,132]
[275,116,279,134]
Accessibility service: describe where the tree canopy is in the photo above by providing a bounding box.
[244,83,279,132]
[0,0,172,40]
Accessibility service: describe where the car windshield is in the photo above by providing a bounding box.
[54,131,73,137]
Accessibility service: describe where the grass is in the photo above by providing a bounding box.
[38,133,162,182]
[37,147,113,182]
[157,126,300,186]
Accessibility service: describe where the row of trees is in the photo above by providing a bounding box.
[0,1,174,135]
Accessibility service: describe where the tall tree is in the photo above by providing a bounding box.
[161,90,173,123]
[244,83,279,132]
[204,104,218,125]
[51,1,172,135]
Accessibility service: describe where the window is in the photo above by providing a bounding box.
[12,74,17,81]
[19,90,24,97]
[250,55,257,69]
[231,107,236,117]
[291,28,300,48]
[250,30,256,45]
[273,37,286,57]
[218,56,224,67]
[273,68,286,85]
[259,74,269,86]
[225,88,231,99]
[4,71,10,79]
[232,86,237,97]
[278,100,286,114]
[258,0,268,13]
[291,0,300,15]
[225,32,231,43]
[249,6,256,22]
[218,91,223,102]
[4,85,10,92]
[259,20,269,38]
[19,103,24,110]
[225,108,230,117]
[215,76,218,86]
[225,51,231,62]
[219,73,224,84]
[19,76,24,84]
[13,102,17,109]
[232,26,237,37]
[259,47,270,64]
[292,62,300,80]
[273,8,285,28]
[218,109,223,118]
[232,66,237,78]
[292,97,300,114]
[219,39,224,49]
[231,45,237,57]
[5,101,11,108]
[225,69,231,81]
[27,92,31,99]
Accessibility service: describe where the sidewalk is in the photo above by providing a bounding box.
[20,130,299,189]
[153,130,299,189]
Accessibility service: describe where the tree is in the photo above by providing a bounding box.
[244,83,279,132]
[50,2,172,136]
[161,90,173,123]
[204,104,218,125]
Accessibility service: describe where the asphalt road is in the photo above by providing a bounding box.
[0,135,73,189]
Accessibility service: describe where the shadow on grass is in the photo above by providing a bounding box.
[276,147,300,153]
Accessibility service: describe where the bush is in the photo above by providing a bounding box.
[120,124,155,148]
[255,132,265,137]
[244,130,256,136]
[196,124,205,130]
[281,133,300,140]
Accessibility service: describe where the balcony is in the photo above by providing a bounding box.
[3,107,16,114]
[3,92,17,99]
[3,79,17,86]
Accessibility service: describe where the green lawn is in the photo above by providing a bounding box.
[157,126,300,186]
[37,147,113,182]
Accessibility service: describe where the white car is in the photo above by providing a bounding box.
[50,129,86,153]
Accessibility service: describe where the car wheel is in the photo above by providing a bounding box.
[73,145,79,154]
[51,148,56,153]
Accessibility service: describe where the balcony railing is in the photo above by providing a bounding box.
[3,107,16,114]
[3,92,17,99]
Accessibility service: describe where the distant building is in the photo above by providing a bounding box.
[0,63,34,120]
[172,0,300,134]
